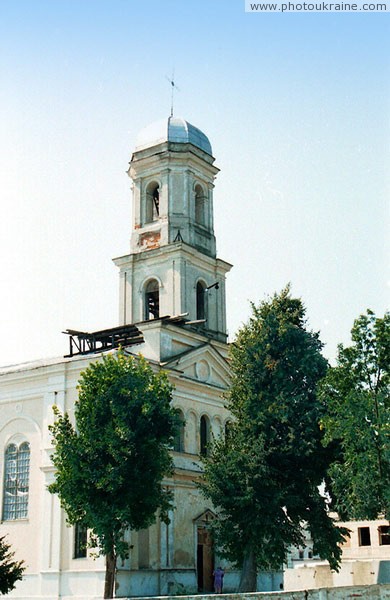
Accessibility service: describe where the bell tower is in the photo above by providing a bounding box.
[113,116,232,342]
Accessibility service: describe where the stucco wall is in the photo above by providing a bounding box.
[284,560,390,591]
[123,584,390,600]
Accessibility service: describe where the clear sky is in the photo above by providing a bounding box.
[0,0,388,366]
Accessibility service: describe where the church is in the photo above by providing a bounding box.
[0,116,281,599]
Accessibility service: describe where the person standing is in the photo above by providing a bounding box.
[213,566,224,593]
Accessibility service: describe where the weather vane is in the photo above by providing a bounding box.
[166,70,180,117]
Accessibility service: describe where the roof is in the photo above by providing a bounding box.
[134,116,212,155]
[63,324,144,357]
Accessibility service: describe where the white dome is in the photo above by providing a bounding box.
[135,116,212,155]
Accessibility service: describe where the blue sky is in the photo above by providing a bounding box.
[0,0,388,365]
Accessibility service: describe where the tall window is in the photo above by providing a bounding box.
[195,184,206,226]
[144,279,160,320]
[200,415,210,457]
[358,527,371,546]
[2,442,30,520]
[173,410,185,453]
[74,523,88,558]
[196,281,207,321]
[145,182,160,223]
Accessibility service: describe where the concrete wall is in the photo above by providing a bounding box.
[123,584,390,600]
[284,560,390,590]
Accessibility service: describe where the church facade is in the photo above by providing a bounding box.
[0,117,238,599]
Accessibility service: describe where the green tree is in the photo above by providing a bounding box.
[49,351,178,599]
[200,287,347,591]
[320,309,390,520]
[0,536,25,595]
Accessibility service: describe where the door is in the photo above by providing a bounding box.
[197,525,214,592]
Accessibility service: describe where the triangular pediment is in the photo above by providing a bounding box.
[162,343,230,389]
[193,509,217,524]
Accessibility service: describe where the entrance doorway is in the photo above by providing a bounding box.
[197,525,214,592]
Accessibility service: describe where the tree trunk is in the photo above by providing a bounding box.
[104,550,117,599]
[238,548,257,592]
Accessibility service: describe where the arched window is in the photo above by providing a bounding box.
[200,415,210,457]
[225,420,233,440]
[145,181,160,223]
[173,410,185,453]
[2,441,30,520]
[196,281,207,321]
[144,279,159,320]
[195,184,206,226]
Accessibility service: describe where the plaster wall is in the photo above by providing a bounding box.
[114,244,231,337]
[129,143,218,258]
[126,586,390,600]
[286,519,390,592]
[339,519,390,561]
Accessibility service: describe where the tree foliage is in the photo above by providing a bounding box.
[200,287,347,591]
[49,350,178,598]
[319,309,390,520]
[0,536,25,595]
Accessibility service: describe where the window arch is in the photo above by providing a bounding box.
[2,441,30,520]
[200,415,210,457]
[144,279,160,320]
[195,184,207,226]
[196,281,207,321]
[173,410,185,453]
[145,181,160,223]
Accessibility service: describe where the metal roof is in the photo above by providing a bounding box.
[134,116,212,155]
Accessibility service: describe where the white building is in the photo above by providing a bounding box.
[285,518,390,591]
[0,116,238,599]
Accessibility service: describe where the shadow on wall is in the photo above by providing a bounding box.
[378,561,390,584]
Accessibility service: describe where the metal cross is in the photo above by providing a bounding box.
[166,71,180,117]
